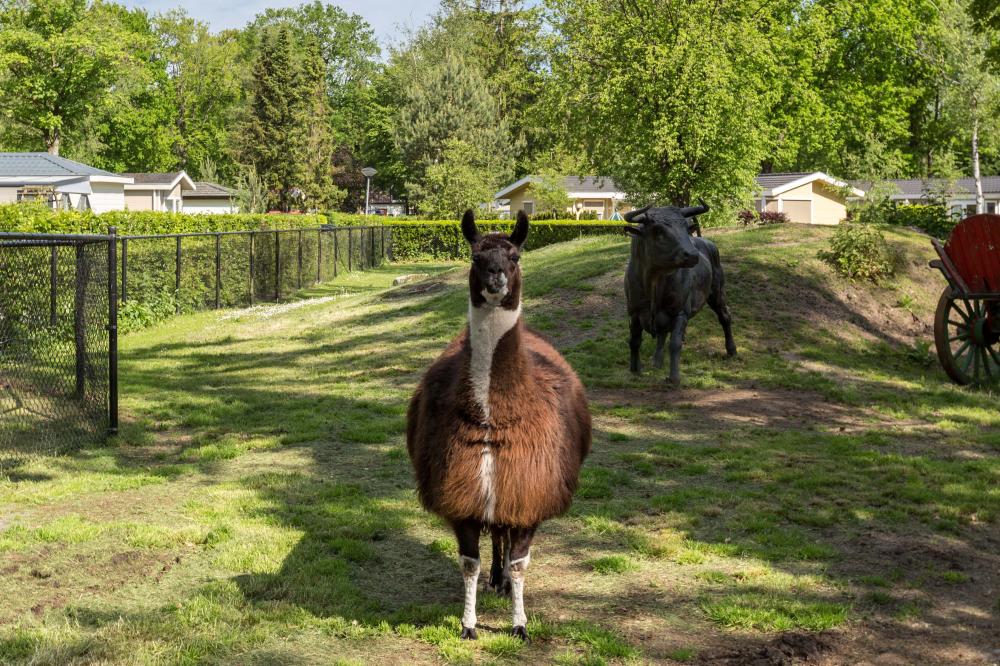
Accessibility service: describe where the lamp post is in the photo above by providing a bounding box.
[361,167,377,215]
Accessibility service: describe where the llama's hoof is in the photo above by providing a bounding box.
[488,579,511,596]
[512,626,529,642]
[460,626,478,640]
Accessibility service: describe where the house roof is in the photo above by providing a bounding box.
[496,171,863,201]
[854,177,1000,198]
[184,181,235,199]
[0,152,123,179]
[495,175,625,200]
[122,171,195,191]
[757,172,864,198]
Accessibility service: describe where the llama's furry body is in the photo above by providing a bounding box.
[407,315,591,528]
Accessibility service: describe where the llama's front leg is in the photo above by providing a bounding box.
[454,519,482,640]
[508,525,537,640]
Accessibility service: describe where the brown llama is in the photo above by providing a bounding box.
[406,210,591,641]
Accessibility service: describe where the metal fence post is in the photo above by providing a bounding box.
[175,235,182,314]
[74,243,87,400]
[215,233,221,309]
[348,228,353,272]
[297,228,303,289]
[370,226,375,268]
[249,232,255,306]
[333,229,338,278]
[120,237,128,303]
[274,230,280,301]
[380,226,386,264]
[107,227,118,435]
[49,245,57,325]
[317,228,322,283]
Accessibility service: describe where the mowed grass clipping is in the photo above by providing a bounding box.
[1,226,998,664]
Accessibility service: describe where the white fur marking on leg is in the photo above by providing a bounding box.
[510,553,530,628]
[460,555,480,630]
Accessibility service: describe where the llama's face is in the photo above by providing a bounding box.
[462,210,529,309]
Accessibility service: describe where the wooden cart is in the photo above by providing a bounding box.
[929,214,1000,386]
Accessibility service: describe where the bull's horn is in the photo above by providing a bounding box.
[623,205,651,222]
[679,198,709,218]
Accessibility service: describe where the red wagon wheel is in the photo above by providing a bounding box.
[934,288,1000,386]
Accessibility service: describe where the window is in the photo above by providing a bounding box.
[522,201,534,215]
[988,202,997,215]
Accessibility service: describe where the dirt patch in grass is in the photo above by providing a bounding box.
[700,631,837,665]
[589,385,876,432]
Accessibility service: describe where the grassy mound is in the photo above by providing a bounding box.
[1,224,996,665]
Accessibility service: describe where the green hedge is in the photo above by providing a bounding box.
[0,203,327,235]
[387,220,624,260]
[885,204,956,239]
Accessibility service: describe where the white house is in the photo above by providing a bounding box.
[854,177,1000,217]
[754,172,864,225]
[0,152,132,213]
[182,181,238,214]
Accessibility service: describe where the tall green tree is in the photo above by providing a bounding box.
[394,50,513,208]
[154,11,246,180]
[0,0,146,155]
[547,0,784,215]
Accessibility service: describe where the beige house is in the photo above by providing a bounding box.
[495,176,631,219]
[754,172,863,225]
[122,172,196,212]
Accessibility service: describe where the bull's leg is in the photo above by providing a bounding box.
[667,315,688,387]
[653,331,667,369]
[488,526,511,595]
[454,518,482,640]
[708,291,737,357]
[629,314,643,374]
[508,525,537,641]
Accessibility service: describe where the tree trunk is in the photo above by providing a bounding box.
[46,129,60,156]
[972,108,984,215]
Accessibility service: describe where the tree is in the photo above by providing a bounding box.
[394,50,513,207]
[526,170,571,217]
[928,0,1000,212]
[547,0,784,216]
[0,0,147,155]
[154,11,246,181]
[410,138,500,217]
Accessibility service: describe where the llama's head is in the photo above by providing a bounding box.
[462,209,528,308]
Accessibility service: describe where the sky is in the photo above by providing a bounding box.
[121,0,441,46]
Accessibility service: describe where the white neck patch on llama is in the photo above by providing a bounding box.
[467,300,520,422]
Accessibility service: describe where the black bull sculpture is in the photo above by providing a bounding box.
[624,202,737,386]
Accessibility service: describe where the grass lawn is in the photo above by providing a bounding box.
[1,224,997,665]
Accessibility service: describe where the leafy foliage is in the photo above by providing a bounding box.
[819,224,897,281]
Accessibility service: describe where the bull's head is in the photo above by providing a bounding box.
[623,200,708,271]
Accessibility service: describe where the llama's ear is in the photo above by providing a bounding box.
[461,209,479,244]
[510,210,529,247]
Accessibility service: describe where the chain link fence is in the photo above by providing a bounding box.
[0,231,118,459]
[119,225,389,316]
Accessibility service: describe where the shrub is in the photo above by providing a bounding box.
[736,209,789,226]
[0,203,327,235]
[819,224,896,281]
[886,204,955,239]
[387,220,623,260]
